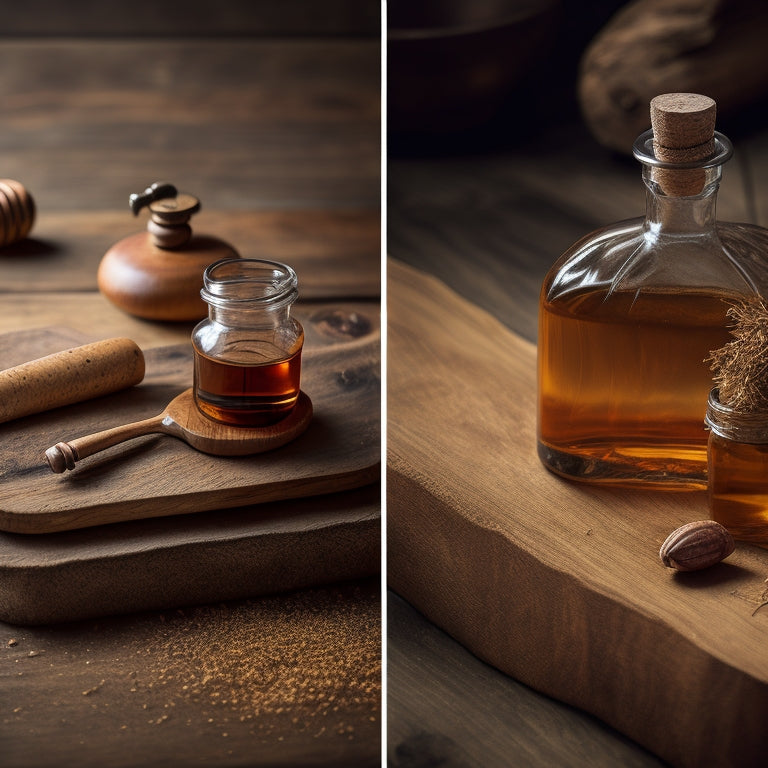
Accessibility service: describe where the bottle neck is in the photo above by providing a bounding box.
[642,164,720,236]
[208,302,292,329]
[200,258,299,329]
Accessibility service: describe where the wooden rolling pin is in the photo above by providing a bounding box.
[0,338,145,424]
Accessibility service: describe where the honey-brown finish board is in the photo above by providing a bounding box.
[387,259,768,768]
[0,308,379,534]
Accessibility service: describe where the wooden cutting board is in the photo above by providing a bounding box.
[387,259,768,768]
[0,304,379,534]
[0,483,379,625]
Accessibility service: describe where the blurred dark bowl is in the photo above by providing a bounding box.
[388,0,561,141]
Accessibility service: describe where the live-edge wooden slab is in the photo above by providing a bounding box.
[0,304,379,534]
[387,259,768,768]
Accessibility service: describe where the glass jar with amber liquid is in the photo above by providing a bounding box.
[192,258,304,427]
[706,389,768,543]
[537,93,768,489]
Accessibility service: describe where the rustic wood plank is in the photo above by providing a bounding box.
[0,485,379,625]
[0,580,381,768]
[387,258,768,768]
[0,210,380,296]
[0,294,195,350]
[0,40,379,212]
[0,311,380,533]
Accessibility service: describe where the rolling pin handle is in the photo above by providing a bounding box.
[45,443,78,474]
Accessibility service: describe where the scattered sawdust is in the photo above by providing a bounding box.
[2,584,381,752]
[133,586,381,739]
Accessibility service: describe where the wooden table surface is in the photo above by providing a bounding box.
[0,30,381,768]
[387,84,768,768]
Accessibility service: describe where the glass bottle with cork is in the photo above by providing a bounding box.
[537,93,768,489]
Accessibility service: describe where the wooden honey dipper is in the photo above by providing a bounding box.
[0,179,35,248]
[0,338,145,425]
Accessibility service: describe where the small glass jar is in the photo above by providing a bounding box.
[192,258,304,427]
[705,388,768,543]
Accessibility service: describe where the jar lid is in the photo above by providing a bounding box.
[705,388,768,444]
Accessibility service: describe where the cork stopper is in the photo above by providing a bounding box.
[650,93,717,196]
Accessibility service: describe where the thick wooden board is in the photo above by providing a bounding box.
[0,309,379,534]
[387,259,768,768]
[0,485,379,626]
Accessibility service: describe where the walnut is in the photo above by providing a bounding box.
[659,520,735,571]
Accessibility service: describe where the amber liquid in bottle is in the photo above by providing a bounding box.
[538,287,733,488]
[709,435,768,543]
[194,347,302,427]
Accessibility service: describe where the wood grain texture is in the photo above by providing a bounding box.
[0,210,380,298]
[0,40,380,213]
[0,314,379,533]
[0,580,381,768]
[387,258,768,768]
[0,485,379,625]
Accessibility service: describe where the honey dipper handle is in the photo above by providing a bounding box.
[45,414,166,473]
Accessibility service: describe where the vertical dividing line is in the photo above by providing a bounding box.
[380,1,388,765]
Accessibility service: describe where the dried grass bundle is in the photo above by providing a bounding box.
[709,298,768,412]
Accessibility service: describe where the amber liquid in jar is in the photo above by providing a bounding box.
[194,346,303,427]
[538,287,733,488]
[708,434,768,543]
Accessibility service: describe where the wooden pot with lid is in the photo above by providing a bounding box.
[98,182,240,321]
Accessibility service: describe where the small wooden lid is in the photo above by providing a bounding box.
[649,93,716,195]
[149,193,201,224]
